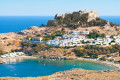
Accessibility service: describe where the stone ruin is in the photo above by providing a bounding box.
[47,10,99,26]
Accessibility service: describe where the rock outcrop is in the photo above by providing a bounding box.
[55,10,98,22]
[47,10,99,26]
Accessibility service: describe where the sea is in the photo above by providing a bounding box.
[0,16,54,33]
[0,16,120,33]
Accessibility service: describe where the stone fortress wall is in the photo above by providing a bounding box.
[47,10,99,26]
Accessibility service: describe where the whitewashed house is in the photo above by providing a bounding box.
[0,52,25,58]
[31,37,43,41]
[80,31,89,35]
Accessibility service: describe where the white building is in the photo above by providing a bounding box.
[31,37,43,41]
[80,31,89,35]
[72,31,89,35]
[0,52,25,58]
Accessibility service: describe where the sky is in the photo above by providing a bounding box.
[0,0,120,16]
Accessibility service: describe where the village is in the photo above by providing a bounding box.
[28,30,120,47]
[0,52,25,58]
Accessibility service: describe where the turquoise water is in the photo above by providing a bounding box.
[0,59,115,77]
[0,16,120,33]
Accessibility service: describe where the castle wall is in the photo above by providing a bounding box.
[48,10,99,26]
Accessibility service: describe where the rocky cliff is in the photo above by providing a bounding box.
[47,10,99,26]
[47,10,119,28]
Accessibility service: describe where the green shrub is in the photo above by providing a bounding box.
[88,31,106,38]
[0,50,4,56]
[99,57,106,61]
[74,47,85,57]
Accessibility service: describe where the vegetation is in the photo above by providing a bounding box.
[74,47,85,57]
[0,50,4,56]
[118,60,120,63]
[43,31,65,41]
[43,35,56,41]
[74,45,120,58]
[40,24,45,27]
[11,49,21,52]
[21,42,53,55]
[67,24,79,29]
[61,28,65,31]
[3,37,8,40]
[99,57,106,61]
[55,16,119,29]
[26,35,32,40]
[36,34,41,37]
[88,18,107,26]
[88,31,106,38]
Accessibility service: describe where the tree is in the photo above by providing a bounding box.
[99,57,106,61]
[101,33,106,38]
[0,50,4,56]
[26,35,31,40]
[74,47,85,57]
[41,24,45,27]
[88,31,106,39]
[61,28,65,31]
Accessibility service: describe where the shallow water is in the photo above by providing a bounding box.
[0,59,115,77]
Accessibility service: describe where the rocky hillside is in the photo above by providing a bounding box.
[0,25,119,52]
[33,48,65,59]
[47,10,119,29]
[0,32,24,52]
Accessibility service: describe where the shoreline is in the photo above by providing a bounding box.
[66,57,120,69]
[38,56,120,69]
[76,57,120,69]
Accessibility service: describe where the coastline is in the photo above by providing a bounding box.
[66,57,120,69]
[38,56,120,69]
[76,57,120,69]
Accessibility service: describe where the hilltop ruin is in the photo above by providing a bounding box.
[47,10,119,28]
[47,10,98,26]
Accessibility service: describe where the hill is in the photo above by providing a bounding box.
[47,10,119,29]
